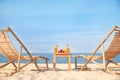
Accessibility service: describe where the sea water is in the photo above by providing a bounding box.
[0,53,120,64]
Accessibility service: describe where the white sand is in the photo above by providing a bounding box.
[0,63,120,80]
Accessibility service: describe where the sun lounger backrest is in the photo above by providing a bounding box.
[0,32,19,60]
[105,30,120,60]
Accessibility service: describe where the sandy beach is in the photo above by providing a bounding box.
[0,63,120,80]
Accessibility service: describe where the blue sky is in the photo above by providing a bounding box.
[0,0,120,53]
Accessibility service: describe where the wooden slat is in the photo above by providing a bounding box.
[0,32,19,60]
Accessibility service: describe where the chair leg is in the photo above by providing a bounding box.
[106,68,116,75]
[33,59,40,71]
[17,59,21,72]
[46,59,48,69]
[105,60,120,75]
[12,62,17,71]
[75,57,77,69]
[104,60,111,71]
[0,60,14,68]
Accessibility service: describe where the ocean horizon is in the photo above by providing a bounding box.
[0,53,120,64]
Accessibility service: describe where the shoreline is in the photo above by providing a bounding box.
[0,63,120,80]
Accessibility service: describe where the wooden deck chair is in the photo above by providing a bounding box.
[0,27,49,76]
[78,26,120,75]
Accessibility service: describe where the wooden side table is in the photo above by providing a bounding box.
[53,45,71,71]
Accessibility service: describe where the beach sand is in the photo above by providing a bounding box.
[0,63,120,80]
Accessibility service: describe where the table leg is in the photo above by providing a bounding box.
[53,55,56,71]
[68,55,71,71]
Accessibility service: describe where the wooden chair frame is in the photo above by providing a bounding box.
[79,26,120,75]
[0,27,49,76]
